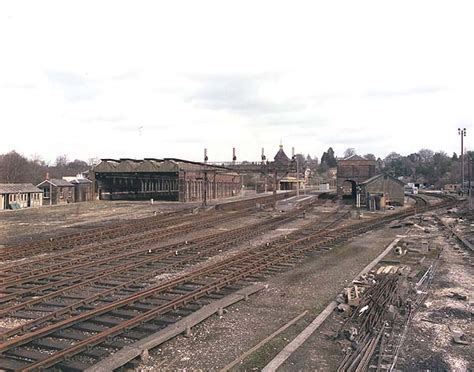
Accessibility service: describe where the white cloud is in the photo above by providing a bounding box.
[0,0,473,162]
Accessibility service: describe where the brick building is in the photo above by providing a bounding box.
[37,179,75,205]
[91,158,241,202]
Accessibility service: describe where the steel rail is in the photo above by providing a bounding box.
[0,215,233,285]
[0,196,456,370]
[0,204,320,335]
[0,211,345,367]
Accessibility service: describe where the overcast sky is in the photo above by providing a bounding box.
[1,1,473,163]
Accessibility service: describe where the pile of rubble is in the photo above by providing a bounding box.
[334,272,409,371]
[331,211,472,371]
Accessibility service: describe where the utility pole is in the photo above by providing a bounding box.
[459,128,467,191]
[202,171,208,207]
[296,156,300,197]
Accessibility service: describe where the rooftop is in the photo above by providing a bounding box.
[0,183,42,194]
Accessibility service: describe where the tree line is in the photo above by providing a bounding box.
[0,151,91,185]
[298,147,467,187]
[0,148,468,187]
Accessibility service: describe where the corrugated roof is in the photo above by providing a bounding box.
[0,183,42,194]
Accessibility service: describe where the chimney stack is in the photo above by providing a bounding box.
[232,147,237,162]
[204,148,208,163]
[46,172,50,180]
[292,147,295,158]
[261,148,266,161]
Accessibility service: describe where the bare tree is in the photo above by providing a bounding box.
[344,148,356,158]
[364,153,376,161]
[0,151,30,183]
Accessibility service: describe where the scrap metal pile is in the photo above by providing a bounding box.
[336,272,410,372]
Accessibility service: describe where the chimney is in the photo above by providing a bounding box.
[46,172,50,180]
[261,148,266,161]
[292,147,295,158]
[204,148,208,163]
[232,147,237,162]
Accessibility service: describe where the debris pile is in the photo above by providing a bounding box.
[336,273,408,371]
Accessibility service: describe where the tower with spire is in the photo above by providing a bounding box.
[273,142,290,167]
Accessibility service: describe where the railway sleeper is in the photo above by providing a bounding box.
[88,316,125,327]
[9,311,38,320]
[109,309,141,318]
[4,347,50,363]
[57,358,93,372]
[151,314,182,325]
[54,328,91,341]
[30,337,73,351]
[72,321,108,333]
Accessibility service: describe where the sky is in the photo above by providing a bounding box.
[1,1,473,164]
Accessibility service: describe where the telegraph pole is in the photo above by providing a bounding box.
[202,171,208,207]
[459,128,466,190]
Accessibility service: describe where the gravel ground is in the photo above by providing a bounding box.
[397,217,473,371]
[136,222,409,371]
[0,191,286,246]
[0,200,197,246]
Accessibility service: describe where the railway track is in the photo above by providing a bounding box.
[0,200,320,320]
[0,192,298,262]
[0,209,249,263]
[0,195,457,371]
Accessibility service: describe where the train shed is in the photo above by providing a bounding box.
[91,158,241,202]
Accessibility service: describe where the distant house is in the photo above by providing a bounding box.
[37,179,75,205]
[0,184,43,210]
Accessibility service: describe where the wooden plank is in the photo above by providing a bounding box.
[220,310,308,372]
[261,301,338,372]
[85,284,265,372]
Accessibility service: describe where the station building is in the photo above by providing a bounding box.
[91,158,241,202]
[336,154,405,209]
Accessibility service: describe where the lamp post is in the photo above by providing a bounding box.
[458,128,466,190]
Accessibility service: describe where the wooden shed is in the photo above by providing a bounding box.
[0,184,43,210]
